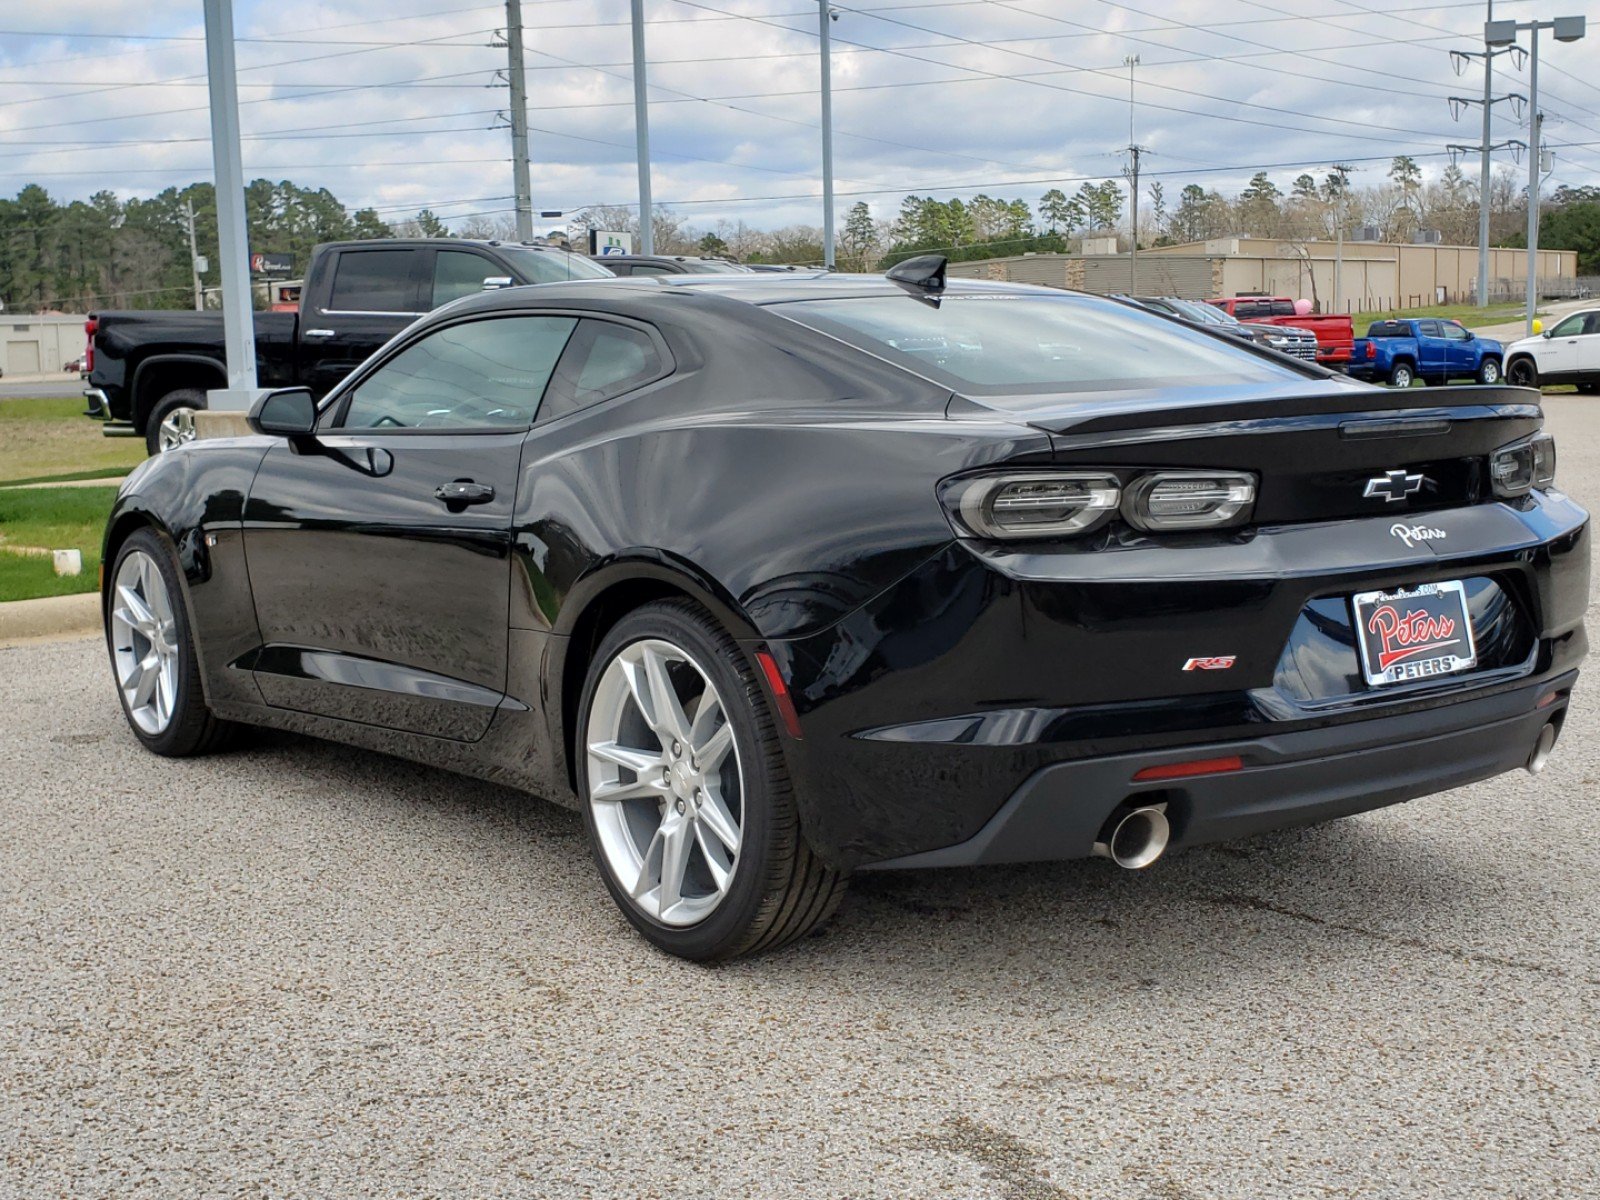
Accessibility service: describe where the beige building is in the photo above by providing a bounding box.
[1,314,88,377]
[947,238,1580,311]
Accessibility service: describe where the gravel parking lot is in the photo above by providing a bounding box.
[3,397,1598,1199]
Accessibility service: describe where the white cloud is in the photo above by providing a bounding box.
[1,0,1597,232]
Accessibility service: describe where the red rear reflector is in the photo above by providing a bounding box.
[1133,755,1243,782]
[755,650,803,740]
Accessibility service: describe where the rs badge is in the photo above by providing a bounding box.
[1183,656,1237,671]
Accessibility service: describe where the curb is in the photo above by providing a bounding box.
[0,592,101,648]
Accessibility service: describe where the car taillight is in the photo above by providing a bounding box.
[1366,342,1376,359]
[1490,432,1557,498]
[84,316,96,373]
[1122,471,1257,532]
[941,472,1121,539]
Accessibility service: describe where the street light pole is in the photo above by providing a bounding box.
[201,0,257,403]
[819,3,836,270]
[1125,54,1140,293]
[1486,13,1586,336]
[1524,23,1540,336]
[1478,0,1495,307]
[631,0,654,255]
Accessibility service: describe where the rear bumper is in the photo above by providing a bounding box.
[84,387,139,438]
[864,671,1575,868]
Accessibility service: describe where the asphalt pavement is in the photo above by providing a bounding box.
[2,397,1597,1199]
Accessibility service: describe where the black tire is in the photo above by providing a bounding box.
[105,528,234,757]
[145,388,207,456]
[1506,357,1539,389]
[1477,357,1502,385]
[1387,361,1416,388]
[1577,382,1599,395]
[577,599,847,960]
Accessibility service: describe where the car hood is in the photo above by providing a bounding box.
[1505,334,1541,354]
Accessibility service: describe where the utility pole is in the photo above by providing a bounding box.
[1124,54,1141,292]
[184,199,203,311]
[1447,15,1526,308]
[201,0,257,403]
[1330,164,1353,315]
[504,0,533,241]
[819,3,836,269]
[1487,13,1586,335]
[631,0,654,255]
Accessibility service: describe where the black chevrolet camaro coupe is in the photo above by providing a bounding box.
[101,261,1590,959]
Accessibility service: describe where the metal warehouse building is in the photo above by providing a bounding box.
[1,315,87,377]
[947,238,1580,311]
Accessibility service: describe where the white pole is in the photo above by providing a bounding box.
[1525,25,1540,337]
[506,0,534,242]
[631,0,654,255]
[819,2,836,269]
[202,0,257,400]
[1477,0,1494,307]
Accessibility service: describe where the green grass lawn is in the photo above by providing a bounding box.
[0,486,118,601]
[0,396,144,486]
[1348,302,1533,331]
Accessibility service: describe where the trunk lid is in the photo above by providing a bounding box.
[957,383,1543,524]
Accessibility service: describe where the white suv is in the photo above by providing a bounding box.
[1505,309,1600,392]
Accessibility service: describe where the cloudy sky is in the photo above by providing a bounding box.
[4,0,1599,233]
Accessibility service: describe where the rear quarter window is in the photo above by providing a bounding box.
[328,249,419,313]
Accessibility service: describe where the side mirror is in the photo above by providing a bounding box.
[248,387,317,437]
[481,276,514,291]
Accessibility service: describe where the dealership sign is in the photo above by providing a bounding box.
[589,230,634,257]
[249,252,294,276]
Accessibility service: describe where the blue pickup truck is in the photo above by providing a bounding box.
[1347,318,1504,387]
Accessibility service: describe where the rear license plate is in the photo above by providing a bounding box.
[1352,580,1478,687]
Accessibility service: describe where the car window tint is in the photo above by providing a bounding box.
[1441,322,1469,340]
[1270,301,1296,316]
[1550,314,1585,337]
[542,321,667,418]
[776,293,1306,394]
[432,250,497,308]
[1586,313,1600,335]
[630,264,676,276]
[1234,301,1264,318]
[341,315,577,430]
[329,249,417,312]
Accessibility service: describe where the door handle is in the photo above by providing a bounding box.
[435,479,496,507]
[303,328,336,339]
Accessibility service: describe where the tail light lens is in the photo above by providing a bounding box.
[1490,432,1557,498]
[1123,471,1257,532]
[84,316,97,373]
[942,472,1120,539]
[1366,342,1376,359]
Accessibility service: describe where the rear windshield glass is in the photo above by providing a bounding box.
[771,293,1307,393]
[1367,321,1412,338]
[496,246,614,283]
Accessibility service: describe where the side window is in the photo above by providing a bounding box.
[340,315,577,431]
[1549,314,1585,337]
[328,249,419,313]
[1269,300,1296,316]
[541,320,668,420]
[431,250,498,308]
[1585,313,1600,335]
[1441,322,1469,341]
[1418,320,1440,338]
[630,264,676,276]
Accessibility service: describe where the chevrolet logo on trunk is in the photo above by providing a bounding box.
[1363,469,1426,503]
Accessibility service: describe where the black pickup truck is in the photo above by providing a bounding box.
[83,238,613,453]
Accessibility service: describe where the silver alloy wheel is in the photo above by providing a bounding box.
[109,549,180,735]
[1391,364,1413,388]
[585,638,744,927]
[1481,358,1501,384]
[156,407,198,452]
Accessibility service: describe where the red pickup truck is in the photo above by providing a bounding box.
[1206,296,1355,368]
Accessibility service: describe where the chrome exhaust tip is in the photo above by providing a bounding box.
[1526,722,1558,776]
[1094,804,1171,870]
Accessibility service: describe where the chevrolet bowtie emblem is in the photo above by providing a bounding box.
[1364,469,1426,503]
